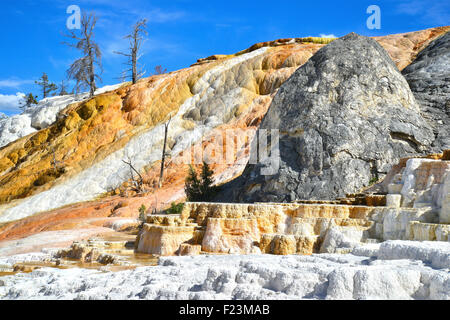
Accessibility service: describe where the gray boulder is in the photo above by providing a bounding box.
[402,31,450,150]
[221,33,435,203]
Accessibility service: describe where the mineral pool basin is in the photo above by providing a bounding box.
[0,253,159,278]
[0,232,159,277]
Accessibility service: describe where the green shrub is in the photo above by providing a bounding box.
[138,204,147,223]
[167,202,185,214]
[298,37,336,44]
[369,177,378,186]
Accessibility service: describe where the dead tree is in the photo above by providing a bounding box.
[63,12,102,97]
[152,194,158,215]
[114,19,148,84]
[122,156,145,194]
[158,115,173,188]
[58,80,69,96]
[153,65,167,75]
[51,147,64,171]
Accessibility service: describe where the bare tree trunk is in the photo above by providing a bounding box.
[88,46,96,97]
[158,116,172,188]
[132,35,137,84]
[85,15,97,97]
[52,147,57,171]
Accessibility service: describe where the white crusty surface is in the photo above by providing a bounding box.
[0,84,124,149]
[0,240,448,300]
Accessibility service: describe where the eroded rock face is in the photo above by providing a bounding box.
[400,159,449,213]
[403,31,450,151]
[226,33,436,203]
[56,240,127,265]
[371,153,450,223]
[136,224,195,256]
[201,218,261,254]
[319,226,365,254]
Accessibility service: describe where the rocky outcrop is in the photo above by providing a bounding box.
[403,31,450,151]
[56,239,132,265]
[224,32,436,203]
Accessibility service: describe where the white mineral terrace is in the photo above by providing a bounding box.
[0,240,448,300]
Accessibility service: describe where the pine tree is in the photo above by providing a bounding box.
[19,93,38,111]
[35,73,57,99]
[185,165,202,202]
[184,162,217,202]
[200,162,216,201]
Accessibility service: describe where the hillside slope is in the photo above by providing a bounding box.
[0,27,448,246]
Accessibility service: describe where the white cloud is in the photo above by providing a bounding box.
[94,4,186,25]
[103,36,129,59]
[49,56,73,69]
[103,35,181,62]
[320,34,337,38]
[0,79,34,89]
[144,8,185,23]
[0,92,25,114]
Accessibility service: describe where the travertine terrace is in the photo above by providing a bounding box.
[136,152,450,256]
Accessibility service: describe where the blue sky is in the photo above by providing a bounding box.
[0,0,448,115]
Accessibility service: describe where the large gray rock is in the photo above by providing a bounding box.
[220,33,436,203]
[402,31,450,150]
